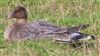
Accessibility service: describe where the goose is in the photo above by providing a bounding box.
[4,6,94,42]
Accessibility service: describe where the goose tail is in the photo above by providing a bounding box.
[53,32,95,44]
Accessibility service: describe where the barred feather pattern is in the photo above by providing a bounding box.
[4,21,89,42]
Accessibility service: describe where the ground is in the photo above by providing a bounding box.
[0,0,100,56]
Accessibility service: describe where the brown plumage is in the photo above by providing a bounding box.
[4,6,90,42]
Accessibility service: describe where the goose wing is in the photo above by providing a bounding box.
[31,21,90,33]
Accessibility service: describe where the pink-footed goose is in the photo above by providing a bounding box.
[4,6,94,42]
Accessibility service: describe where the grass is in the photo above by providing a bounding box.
[0,0,100,56]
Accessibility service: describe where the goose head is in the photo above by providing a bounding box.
[8,6,27,24]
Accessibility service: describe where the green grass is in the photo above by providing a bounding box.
[0,0,100,56]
